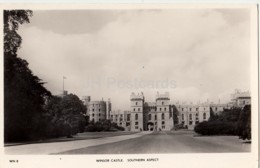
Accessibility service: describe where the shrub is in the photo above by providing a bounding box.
[237,105,251,140]
[85,120,125,132]
[194,121,238,136]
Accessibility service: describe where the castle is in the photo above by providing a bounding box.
[83,90,251,131]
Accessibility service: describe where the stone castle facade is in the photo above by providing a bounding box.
[83,90,250,131]
[82,96,111,122]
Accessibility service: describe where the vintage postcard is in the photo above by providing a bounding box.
[0,3,258,168]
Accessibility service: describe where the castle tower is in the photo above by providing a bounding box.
[155,92,174,131]
[130,92,144,131]
[82,96,91,105]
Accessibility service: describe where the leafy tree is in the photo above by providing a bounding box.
[171,105,179,125]
[45,94,86,137]
[209,107,242,122]
[237,105,251,140]
[4,10,52,142]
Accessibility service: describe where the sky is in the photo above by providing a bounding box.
[17,9,251,110]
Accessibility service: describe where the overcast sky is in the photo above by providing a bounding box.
[17,9,251,110]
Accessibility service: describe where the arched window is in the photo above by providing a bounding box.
[155,115,157,120]
[162,113,165,120]
[203,113,206,119]
[148,114,151,120]
[135,114,138,120]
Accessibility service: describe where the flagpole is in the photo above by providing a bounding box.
[62,76,67,96]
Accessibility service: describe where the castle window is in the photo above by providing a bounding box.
[162,113,165,120]
[189,121,193,125]
[204,108,205,111]
[111,115,113,118]
[203,113,206,119]
[215,107,217,111]
[92,109,94,112]
[135,126,138,129]
[196,108,198,111]
[164,108,166,111]
[99,113,101,116]
[135,114,138,120]
[127,114,130,121]
[138,108,140,111]
[162,102,164,105]
[190,108,192,111]
[135,122,138,125]
[133,108,135,112]
[182,114,184,120]
[162,121,165,125]
[148,114,151,120]
[155,115,157,120]
[120,122,122,125]
[92,113,94,117]
[99,109,100,112]
[189,114,192,120]
[182,108,184,111]
[136,102,138,105]
[160,108,161,111]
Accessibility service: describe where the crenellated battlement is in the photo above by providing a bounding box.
[156,92,170,100]
[130,92,144,101]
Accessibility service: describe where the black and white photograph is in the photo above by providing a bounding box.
[1,4,258,168]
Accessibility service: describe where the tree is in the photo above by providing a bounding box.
[45,94,86,138]
[237,105,251,140]
[4,10,52,142]
[171,105,179,125]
